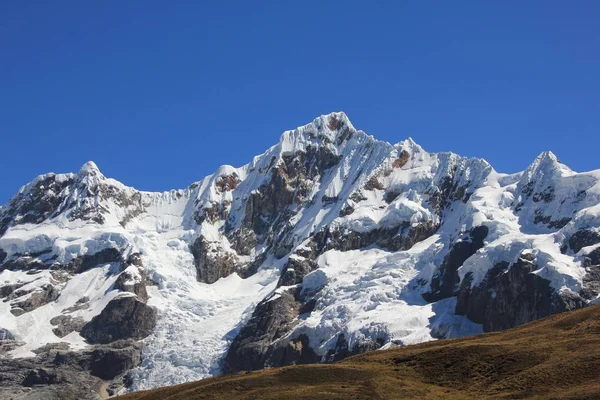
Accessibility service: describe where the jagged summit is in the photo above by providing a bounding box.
[3,113,572,209]
[521,150,573,183]
[277,112,360,151]
[306,111,355,134]
[395,136,425,154]
[78,160,101,175]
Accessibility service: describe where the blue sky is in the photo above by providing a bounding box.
[1,1,599,204]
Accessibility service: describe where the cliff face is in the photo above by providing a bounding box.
[1,112,600,396]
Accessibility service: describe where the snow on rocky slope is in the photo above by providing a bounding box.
[1,112,600,397]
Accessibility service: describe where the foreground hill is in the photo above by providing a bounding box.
[121,305,600,400]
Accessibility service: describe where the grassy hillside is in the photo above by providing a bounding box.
[121,305,600,400]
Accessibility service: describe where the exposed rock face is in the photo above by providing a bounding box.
[62,296,90,314]
[224,277,385,372]
[0,340,142,399]
[392,150,411,169]
[588,247,600,266]
[265,334,320,369]
[238,146,341,244]
[224,287,312,372]
[456,253,585,332]
[569,229,600,253]
[0,175,74,237]
[9,283,61,316]
[0,248,151,397]
[114,253,148,302]
[214,172,240,194]
[323,220,440,253]
[423,225,489,302]
[66,247,122,274]
[0,247,122,273]
[87,341,143,380]
[277,257,317,287]
[324,333,385,363]
[580,247,600,300]
[0,328,15,341]
[50,315,86,338]
[0,254,47,272]
[427,171,477,217]
[80,296,156,344]
[191,235,238,284]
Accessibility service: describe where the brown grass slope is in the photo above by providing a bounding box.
[121,305,600,400]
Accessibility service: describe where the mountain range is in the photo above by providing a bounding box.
[1,112,599,399]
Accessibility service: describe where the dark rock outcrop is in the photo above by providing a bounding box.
[224,287,314,372]
[236,146,341,262]
[581,247,600,299]
[239,146,341,240]
[215,172,240,193]
[0,255,46,272]
[277,257,317,287]
[80,296,156,344]
[456,253,585,332]
[0,163,146,238]
[191,142,344,284]
[0,175,74,237]
[263,334,320,369]
[50,315,86,338]
[66,247,122,274]
[0,328,15,341]
[392,150,411,169]
[10,284,61,316]
[0,340,142,399]
[190,235,237,284]
[0,282,25,299]
[114,253,149,302]
[569,229,600,253]
[1,247,122,274]
[423,225,489,302]
[427,174,475,217]
[311,220,439,255]
[62,296,90,314]
[324,334,385,363]
[588,247,600,266]
[87,341,143,380]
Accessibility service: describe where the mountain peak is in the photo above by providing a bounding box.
[529,150,568,173]
[78,161,101,175]
[276,112,358,155]
[398,137,424,153]
[521,150,573,185]
[535,150,558,163]
[298,111,355,138]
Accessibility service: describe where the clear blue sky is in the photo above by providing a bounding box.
[1,1,599,204]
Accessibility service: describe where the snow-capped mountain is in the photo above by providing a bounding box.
[1,112,599,398]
